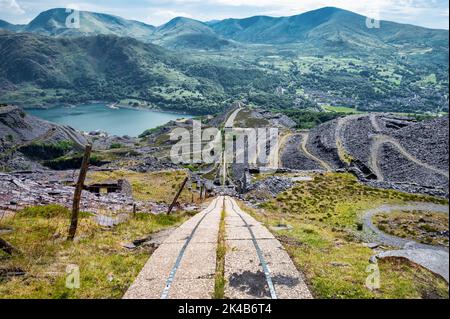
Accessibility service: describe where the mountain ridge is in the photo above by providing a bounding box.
[1,7,447,50]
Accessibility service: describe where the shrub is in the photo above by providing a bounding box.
[109,143,123,149]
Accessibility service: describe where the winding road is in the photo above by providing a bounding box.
[300,132,332,171]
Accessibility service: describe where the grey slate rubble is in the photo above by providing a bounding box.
[283,113,449,198]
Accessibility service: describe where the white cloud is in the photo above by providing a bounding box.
[0,0,25,14]
[1,0,448,29]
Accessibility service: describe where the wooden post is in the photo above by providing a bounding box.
[200,183,204,201]
[67,144,92,241]
[0,237,19,255]
[167,177,189,215]
[132,203,137,216]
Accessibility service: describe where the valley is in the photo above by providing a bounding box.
[0,4,448,300]
[0,7,448,115]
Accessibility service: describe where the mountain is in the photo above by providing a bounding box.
[151,17,235,50]
[1,6,447,53]
[22,8,155,41]
[0,19,24,32]
[0,7,448,114]
[0,31,284,113]
[210,7,448,48]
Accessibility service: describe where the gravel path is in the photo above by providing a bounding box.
[363,203,449,282]
[300,132,332,171]
[362,202,449,251]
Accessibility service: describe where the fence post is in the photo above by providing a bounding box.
[67,144,92,241]
[0,237,19,255]
[167,177,189,215]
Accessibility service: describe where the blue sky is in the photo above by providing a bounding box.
[1,0,449,29]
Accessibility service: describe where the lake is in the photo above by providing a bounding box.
[27,103,194,137]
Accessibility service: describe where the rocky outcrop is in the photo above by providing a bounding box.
[0,105,89,170]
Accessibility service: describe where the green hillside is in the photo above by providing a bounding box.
[0,6,448,114]
[22,8,156,41]
[0,31,285,113]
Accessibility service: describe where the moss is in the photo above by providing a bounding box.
[214,205,226,299]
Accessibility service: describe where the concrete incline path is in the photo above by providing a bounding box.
[123,196,224,299]
[124,196,312,299]
[224,197,312,299]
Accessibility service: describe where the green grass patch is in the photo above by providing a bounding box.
[19,141,75,161]
[254,172,449,299]
[109,143,124,150]
[374,210,449,247]
[18,204,92,219]
[0,205,189,298]
[87,169,193,204]
[323,105,364,114]
[214,204,227,299]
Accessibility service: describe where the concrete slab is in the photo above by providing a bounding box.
[124,196,312,300]
[123,196,223,299]
[224,197,312,299]
[168,279,215,299]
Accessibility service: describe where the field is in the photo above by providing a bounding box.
[87,170,192,204]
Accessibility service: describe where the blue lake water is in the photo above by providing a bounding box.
[27,103,194,137]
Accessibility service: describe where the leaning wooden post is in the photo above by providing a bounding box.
[167,177,189,215]
[68,144,92,241]
[0,237,20,255]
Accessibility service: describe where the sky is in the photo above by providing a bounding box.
[1,0,449,29]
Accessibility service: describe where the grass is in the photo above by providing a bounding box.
[374,210,449,247]
[87,169,193,204]
[213,203,227,299]
[0,204,189,299]
[234,109,270,128]
[251,172,449,299]
[323,105,364,114]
